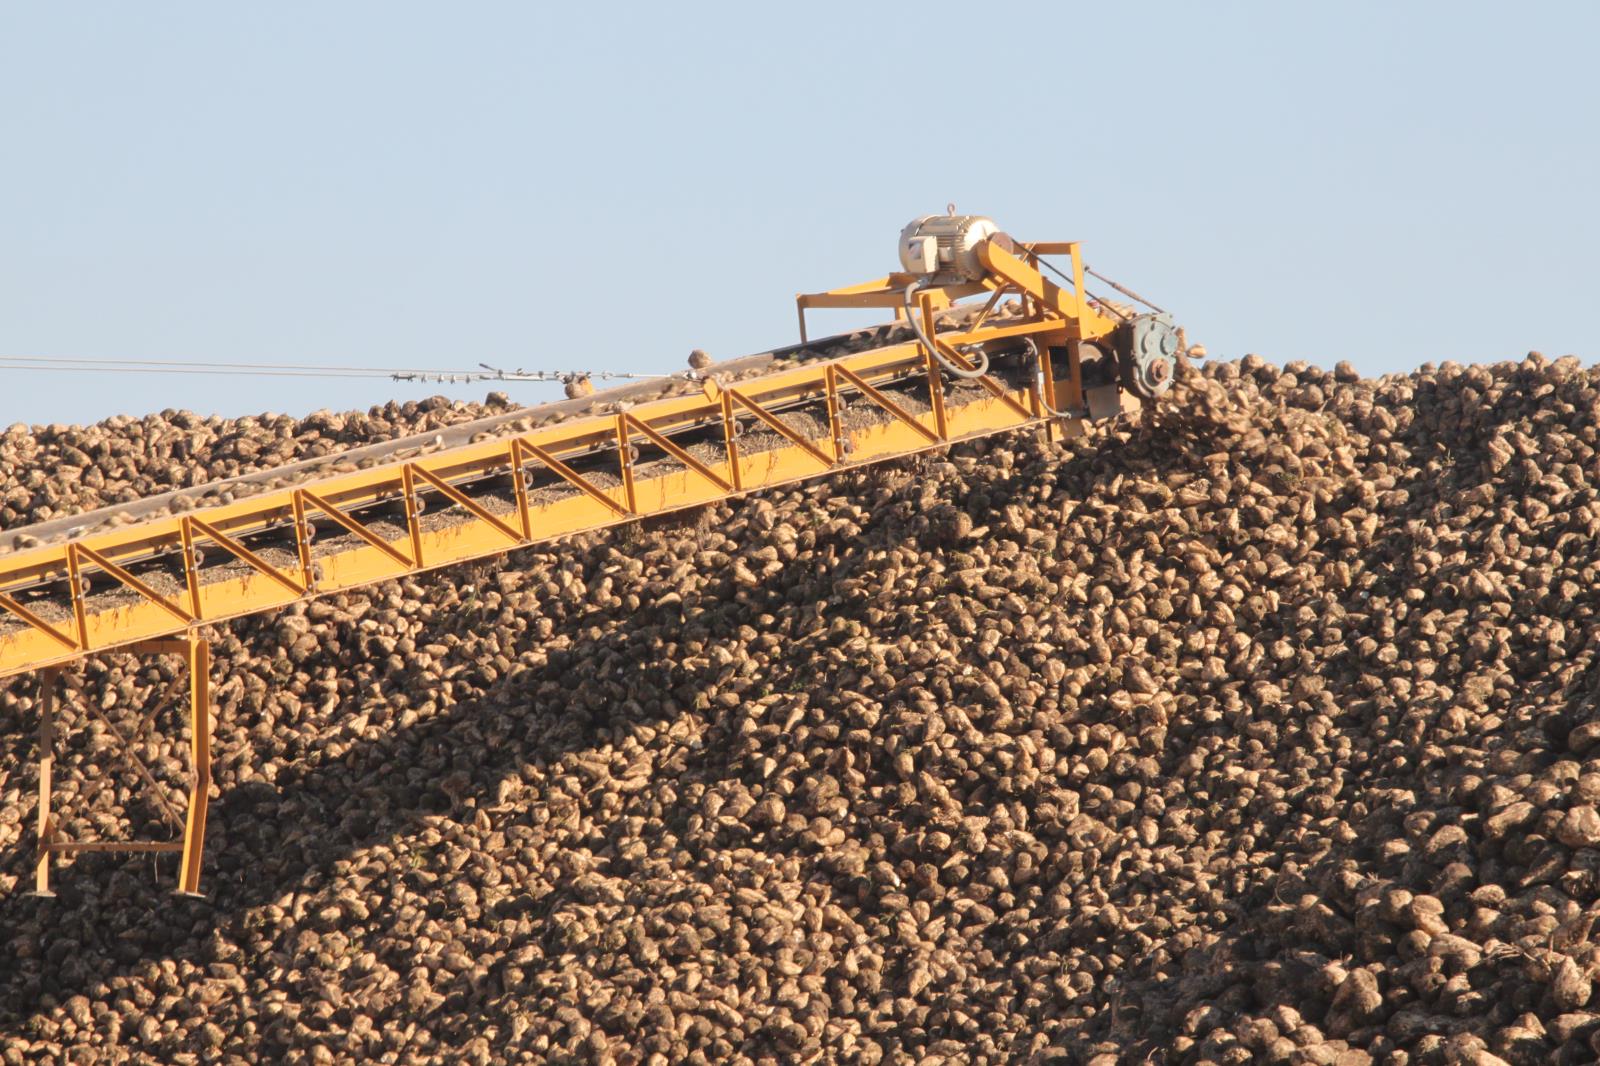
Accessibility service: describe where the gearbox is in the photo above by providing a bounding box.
[1119,312,1179,399]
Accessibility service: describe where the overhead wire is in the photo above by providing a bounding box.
[0,362,421,380]
[0,354,460,375]
[0,353,675,386]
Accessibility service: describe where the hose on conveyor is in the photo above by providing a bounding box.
[903,281,991,381]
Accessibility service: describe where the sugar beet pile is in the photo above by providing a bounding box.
[3,352,1599,1065]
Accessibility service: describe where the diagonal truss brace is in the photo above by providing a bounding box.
[519,438,630,515]
[187,516,305,598]
[0,591,77,650]
[727,389,835,470]
[408,463,524,545]
[298,487,415,569]
[831,363,941,444]
[621,412,732,492]
[73,543,193,626]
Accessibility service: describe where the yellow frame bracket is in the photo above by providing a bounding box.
[832,363,940,445]
[33,633,214,897]
[73,543,194,627]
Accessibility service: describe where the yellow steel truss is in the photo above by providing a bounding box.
[3,236,1132,893]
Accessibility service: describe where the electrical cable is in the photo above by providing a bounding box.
[902,281,990,380]
[1023,336,1077,418]
[0,354,461,377]
[0,354,674,386]
[1082,264,1166,314]
[1029,256,1131,323]
[0,363,425,380]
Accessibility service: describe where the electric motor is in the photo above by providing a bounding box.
[899,214,1003,281]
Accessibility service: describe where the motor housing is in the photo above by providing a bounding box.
[899,214,1002,282]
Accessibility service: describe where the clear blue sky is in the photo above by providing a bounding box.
[1,2,1594,427]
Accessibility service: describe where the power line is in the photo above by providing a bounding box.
[0,354,680,386]
[393,363,671,385]
[0,354,461,377]
[0,362,431,381]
